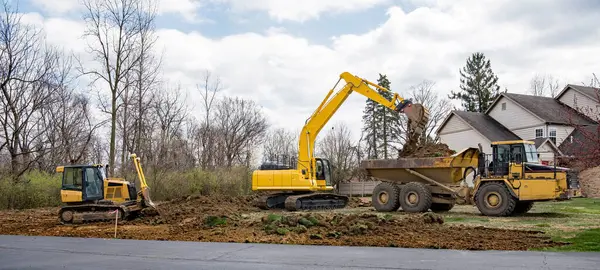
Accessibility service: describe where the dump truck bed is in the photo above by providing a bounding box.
[360,147,480,185]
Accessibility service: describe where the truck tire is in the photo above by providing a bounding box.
[371,182,401,212]
[430,202,454,212]
[399,182,432,213]
[512,201,534,215]
[475,182,517,217]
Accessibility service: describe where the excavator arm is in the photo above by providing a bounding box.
[297,72,429,180]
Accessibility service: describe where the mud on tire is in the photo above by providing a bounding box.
[399,182,433,213]
[475,182,517,217]
[371,182,401,212]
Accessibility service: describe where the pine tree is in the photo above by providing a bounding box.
[450,52,501,112]
[361,73,401,159]
[375,74,401,158]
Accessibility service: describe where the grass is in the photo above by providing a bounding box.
[440,198,600,252]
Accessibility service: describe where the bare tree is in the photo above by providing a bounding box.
[317,122,357,185]
[214,96,268,167]
[152,84,188,169]
[79,0,158,175]
[0,1,62,179]
[529,74,560,97]
[262,127,298,166]
[196,70,222,170]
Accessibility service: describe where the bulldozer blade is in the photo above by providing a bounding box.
[142,188,157,209]
[403,103,429,135]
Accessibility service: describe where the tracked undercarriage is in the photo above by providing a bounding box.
[58,200,142,224]
[255,192,348,211]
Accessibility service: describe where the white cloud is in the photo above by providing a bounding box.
[24,0,600,144]
[212,0,391,22]
[30,0,204,23]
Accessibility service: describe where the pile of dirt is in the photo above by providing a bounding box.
[347,197,372,208]
[399,142,456,158]
[577,166,600,198]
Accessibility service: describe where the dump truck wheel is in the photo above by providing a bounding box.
[512,201,534,215]
[399,182,432,213]
[371,182,400,212]
[475,182,517,216]
[430,202,454,212]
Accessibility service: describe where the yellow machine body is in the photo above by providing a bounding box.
[362,140,581,216]
[251,72,430,211]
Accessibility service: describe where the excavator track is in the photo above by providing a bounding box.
[284,193,348,211]
[255,192,348,211]
[58,201,140,224]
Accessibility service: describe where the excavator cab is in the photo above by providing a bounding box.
[315,158,333,187]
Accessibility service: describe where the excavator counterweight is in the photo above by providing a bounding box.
[252,72,429,211]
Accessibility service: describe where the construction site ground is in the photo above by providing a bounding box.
[1,196,599,252]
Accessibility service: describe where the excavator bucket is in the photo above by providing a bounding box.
[402,103,430,136]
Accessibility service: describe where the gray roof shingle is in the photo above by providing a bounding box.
[453,111,521,141]
[558,124,600,156]
[503,92,597,125]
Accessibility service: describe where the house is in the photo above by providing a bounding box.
[437,85,599,164]
[555,84,600,121]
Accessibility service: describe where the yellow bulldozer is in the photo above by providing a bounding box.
[251,71,430,210]
[55,153,156,224]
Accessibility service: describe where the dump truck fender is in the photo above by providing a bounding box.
[474,179,518,199]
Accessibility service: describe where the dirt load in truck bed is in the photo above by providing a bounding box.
[0,194,564,251]
[399,142,455,158]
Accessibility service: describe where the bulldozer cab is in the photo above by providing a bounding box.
[57,165,105,202]
[486,140,538,177]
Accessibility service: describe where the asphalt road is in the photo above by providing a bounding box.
[0,235,598,270]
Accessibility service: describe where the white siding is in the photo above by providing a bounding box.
[439,129,492,155]
[547,124,574,147]
[512,126,543,141]
[488,96,544,130]
[558,89,600,121]
[537,142,556,163]
[438,114,470,134]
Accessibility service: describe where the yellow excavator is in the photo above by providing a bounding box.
[55,153,156,224]
[252,72,429,210]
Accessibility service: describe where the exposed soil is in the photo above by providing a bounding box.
[399,141,456,158]
[0,195,563,251]
[578,166,600,198]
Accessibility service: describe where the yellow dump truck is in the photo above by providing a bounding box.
[360,140,581,216]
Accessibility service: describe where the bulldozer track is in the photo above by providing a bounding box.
[58,203,139,225]
[284,193,348,211]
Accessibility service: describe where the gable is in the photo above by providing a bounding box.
[557,86,600,121]
[438,113,470,135]
[487,95,543,130]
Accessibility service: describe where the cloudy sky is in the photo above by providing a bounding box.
[18,0,600,141]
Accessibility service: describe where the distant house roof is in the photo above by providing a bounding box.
[556,84,600,102]
[487,92,597,126]
[438,111,521,141]
[531,137,563,156]
[558,124,600,157]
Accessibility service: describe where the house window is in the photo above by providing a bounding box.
[535,128,544,138]
[549,128,557,145]
[501,102,506,111]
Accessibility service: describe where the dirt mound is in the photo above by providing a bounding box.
[347,197,372,208]
[578,167,600,198]
[399,142,456,158]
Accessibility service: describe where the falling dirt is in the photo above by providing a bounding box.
[578,166,600,198]
[0,195,564,251]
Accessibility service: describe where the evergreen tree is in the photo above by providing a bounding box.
[450,52,501,112]
[361,73,401,159]
[375,74,401,158]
